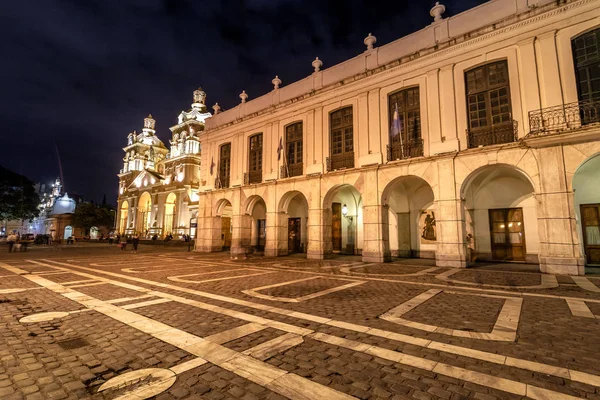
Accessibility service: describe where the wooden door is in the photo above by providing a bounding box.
[221,217,231,250]
[257,219,266,251]
[288,218,301,253]
[332,202,342,251]
[488,208,526,261]
[581,204,600,264]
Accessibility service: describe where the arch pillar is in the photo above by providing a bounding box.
[265,212,287,257]
[362,169,389,262]
[231,214,252,258]
[436,159,468,268]
[307,207,326,259]
[537,147,584,275]
[196,216,222,252]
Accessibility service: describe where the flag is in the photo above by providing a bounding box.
[210,156,215,175]
[277,136,283,161]
[390,103,404,158]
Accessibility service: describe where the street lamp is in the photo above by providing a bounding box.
[110,209,117,231]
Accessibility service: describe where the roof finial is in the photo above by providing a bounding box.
[312,57,323,73]
[239,90,248,103]
[430,2,446,22]
[144,114,155,130]
[193,87,206,105]
[272,75,282,90]
[213,103,221,114]
[364,33,377,51]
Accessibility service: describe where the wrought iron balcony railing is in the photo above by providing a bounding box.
[244,170,262,185]
[326,152,354,172]
[215,175,229,189]
[280,163,303,179]
[528,100,600,136]
[467,120,518,148]
[386,138,424,162]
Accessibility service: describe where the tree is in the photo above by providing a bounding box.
[72,202,115,235]
[0,165,40,221]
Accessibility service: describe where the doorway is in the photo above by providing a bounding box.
[288,218,301,253]
[488,208,526,261]
[221,217,232,250]
[581,204,600,265]
[332,202,342,251]
[256,219,266,251]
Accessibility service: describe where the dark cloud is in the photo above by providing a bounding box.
[0,0,485,204]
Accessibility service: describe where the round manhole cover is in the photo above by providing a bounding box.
[20,312,69,323]
[0,289,27,294]
[98,368,176,399]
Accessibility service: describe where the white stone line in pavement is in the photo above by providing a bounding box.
[122,264,223,274]
[572,276,600,293]
[242,333,304,361]
[62,279,97,285]
[28,259,600,389]
[10,270,354,400]
[67,282,107,289]
[435,269,559,289]
[339,265,439,276]
[121,298,173,310]
[566,299,597,319]
[308,332,583,400]
[169,358,208,375]
[380,289,522,341]
[271,261,365,270]
[204,323,266,344]
[169,271,278,284]
[106,295,156,304]
[34,271,72,276]
[242,276,366,303]
[0,288,43,294]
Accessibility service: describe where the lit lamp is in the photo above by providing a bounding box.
[342,204,353,222]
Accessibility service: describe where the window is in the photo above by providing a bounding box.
[217,143,231,189]
[328,107,354,170]
[388,87,423,160]
[572,28,600,103]
[465,60,515,147]
[248,133,262,184]
[284,122,303,177]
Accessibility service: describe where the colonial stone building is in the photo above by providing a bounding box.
[119,0,600,275]
[116,90,208,238]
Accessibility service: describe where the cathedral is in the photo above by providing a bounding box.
[116,89,209,238]
[117,0,600,275]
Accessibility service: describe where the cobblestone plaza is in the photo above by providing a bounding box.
[0,246,599,399]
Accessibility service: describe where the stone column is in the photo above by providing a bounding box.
[230,214,251,258]
[307,208,325,259]
[361,169,390,262]
[196,216,222,253]
[536,147,584,275]
[265,212,288,257]
[435,159,468,268]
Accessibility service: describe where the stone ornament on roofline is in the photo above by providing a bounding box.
[430,2,445,22]
[312,57,323,73]
[272,76,282,90]
[213,103,221,114]
[364,33,377,51]
[144,114,155,130]
[239,90,248,103]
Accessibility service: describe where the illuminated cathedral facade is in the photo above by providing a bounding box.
[116,89,209,238]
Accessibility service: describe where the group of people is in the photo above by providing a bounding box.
[111,233,140,253]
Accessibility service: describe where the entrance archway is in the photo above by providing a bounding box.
[137,192,152,235]
[382,176,435,259]
[462,165,538,263]
[245,196,267,253]
[323,185,363,255]
[573,154,600,267]
[64,226,73,240]
[119,200,129,234]
[164,193,177,237]
[279,191,309,254]
[216,199,233,251]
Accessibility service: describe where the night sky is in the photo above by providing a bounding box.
[1,0,484,204]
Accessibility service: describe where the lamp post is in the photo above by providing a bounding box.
[110,209,117,231]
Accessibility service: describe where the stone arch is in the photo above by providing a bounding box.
[215,198,233,216]
[381,175,436,259]
[137,192,152,234]
[461,164,538,264]
[119,200,129,234]
[573,153,600,266]
[243,195,267,252]
[163,193,177,236]
[278,191,309,254]
[322,184,363,255]
[213,198,233,251]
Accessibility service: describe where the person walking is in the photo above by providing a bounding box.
[7,233,17,253]
[132,233,140,253]
[120,235,127,251]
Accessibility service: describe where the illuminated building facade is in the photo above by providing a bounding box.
[116,89,208,238]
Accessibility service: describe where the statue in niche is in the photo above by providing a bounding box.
[420,210,436,243]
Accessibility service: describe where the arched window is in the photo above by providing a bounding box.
[572,28,600,126]
[328,107,354,171]
[217,143,231,189]
[247,133,263,184]
[388,87,423,161]
[465,60,515,148]
[284,122,303,178]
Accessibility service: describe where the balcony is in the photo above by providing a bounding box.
[244,170,262,185]
[326,152,354,172]
[386,139,424,162]
[280,163,303,179]
[215,175,229,189]
[467,120,518,148]
[528,100,600,136]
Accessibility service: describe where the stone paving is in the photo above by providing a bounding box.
[0,245,599,399]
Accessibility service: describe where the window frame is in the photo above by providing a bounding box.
[285,122,303,177]
[218,142,231,189]
[328,106,354,170]
[248,133,263,184]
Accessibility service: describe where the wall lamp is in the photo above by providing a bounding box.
[342,204,353,222]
